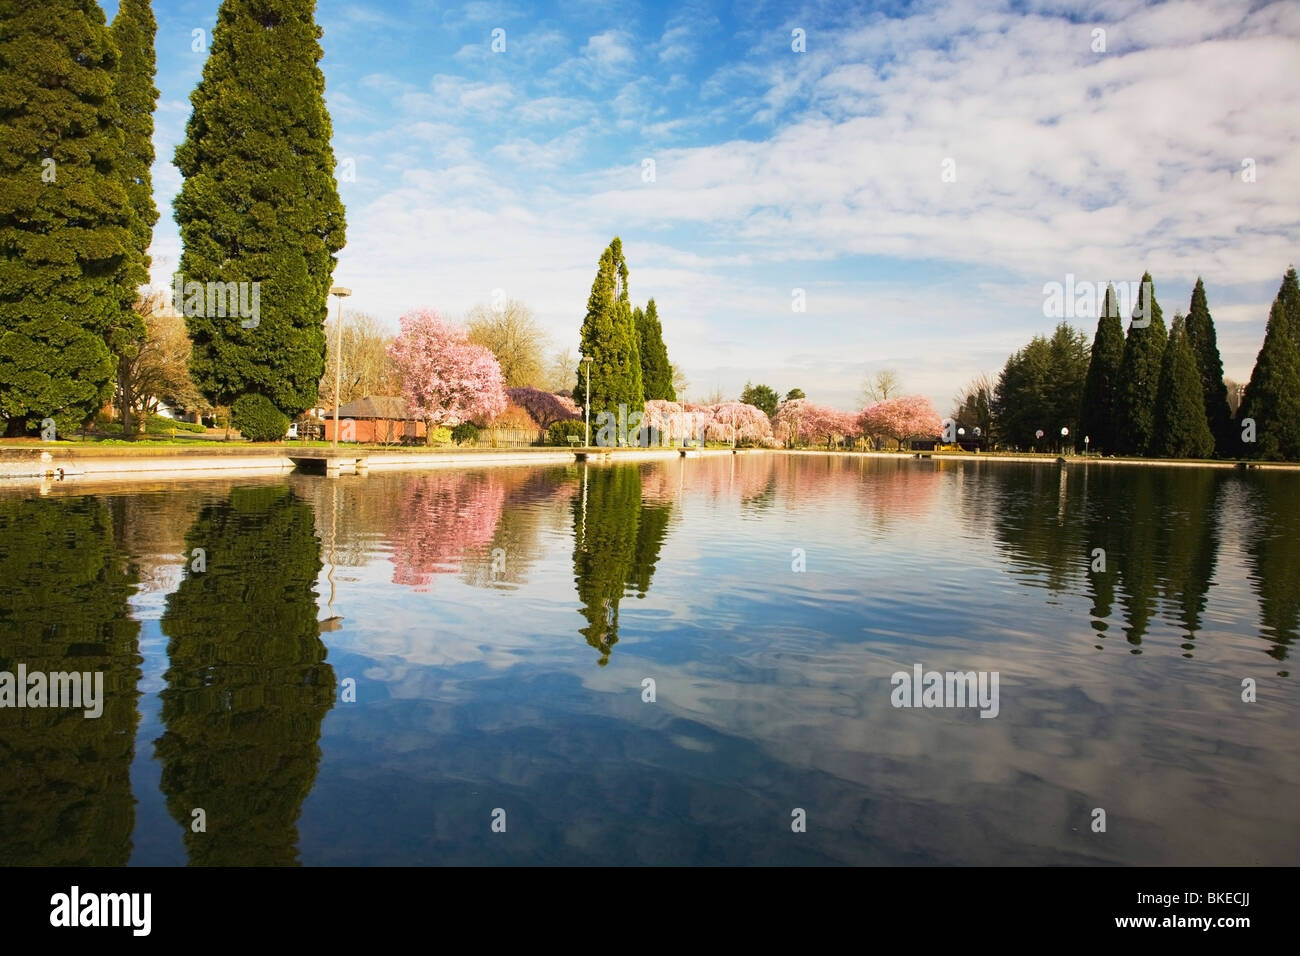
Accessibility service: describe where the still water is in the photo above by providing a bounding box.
[1,454,1296,865]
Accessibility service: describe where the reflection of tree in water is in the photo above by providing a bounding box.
[389,471,507,589]
[459,467,576,589]
[155,485,334,865]
[1240,472,1300,664]
[572,466,673,665]
[989,465,1223,653]
[0,496,140,865]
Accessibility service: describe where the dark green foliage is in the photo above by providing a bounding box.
[636,298,674,400]
[547,419,586,445]
[0,0,140,434]
[451,421,479,445]
[1079,284,1126,454]
[1241,472,1300,660]
[111,0,158,273]
[993,322,1089,449]
[575,238,643,426]
[1115,272,1167,455]
[1153,315,1214,459]
[785,388,805,401]
[231,392,288,441]
[174,0,346,418]
[0,497,140,864]
[156,485,334,865]
[740,381,779,417]
[1183,278,1233,456]
[1238,267,1300,461]
[571,466,670,664]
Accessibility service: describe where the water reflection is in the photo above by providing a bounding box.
[572,465,673,664]
[154,486,334,865]
[0,497,141,865]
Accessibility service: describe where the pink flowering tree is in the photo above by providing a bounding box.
[704,401,774,446]
[859,394,943,450]
[771,399,848,447]
[506,387,580,429]
[388,309,507,444]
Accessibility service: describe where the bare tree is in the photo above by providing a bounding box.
[671,363,689,400]
[116,289,204,434]
[1225,377,1244,418]
[699,385,726,405]
[543,347,578,394]
[321,311,399,408]
[860,368,902,406]
[465,299,548,388]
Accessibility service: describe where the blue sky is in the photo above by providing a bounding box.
[116,0,1299,411]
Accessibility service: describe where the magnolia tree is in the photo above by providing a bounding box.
[388,309,507,443]
[859,394,943,450]
[506,386,580,429]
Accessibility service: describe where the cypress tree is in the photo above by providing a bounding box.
[1153,314,1214,459]
[1115,272,1167,455]
[111,0,160,438]
[1238,268,1300,461]
[1183,277,1233,456]
[0,0,138,435]
[174,0,346,418]
[636,297,674,400]
[575,237,643,426]
[1079,284,1125,454]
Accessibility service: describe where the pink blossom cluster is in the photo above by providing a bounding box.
[505,386,580,428]
[388,308,507,428]
[858,395,943,450]
[771,399,860,447]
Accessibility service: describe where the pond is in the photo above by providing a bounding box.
[1,454,1296,865]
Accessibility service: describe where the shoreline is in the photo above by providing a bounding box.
[1,442,1297,488]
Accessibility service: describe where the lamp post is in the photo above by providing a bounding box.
[329,286,351,448]
[582,355,592,447]
[1060,426,1069,455]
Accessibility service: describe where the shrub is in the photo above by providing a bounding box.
[451,422,479,445]
[548,420,586,445]
[429,425,453,445]
[231,394,289,442]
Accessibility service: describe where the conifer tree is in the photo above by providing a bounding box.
[1153,314,1214,459]
[0,0,138,435]
[575,237,644,425]
[174,0,346,418]
[1115,272,1167,455]
[111,0,160,437]
[636,297,674,400]
[1183,278,1233,456]
[1079,284,1125,454]
[1238,268,1300,461]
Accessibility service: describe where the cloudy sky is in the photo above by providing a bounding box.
[126,0,1299,411]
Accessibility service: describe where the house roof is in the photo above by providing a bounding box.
[323,395,413,420]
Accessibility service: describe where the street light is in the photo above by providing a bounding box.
[582,355,592,448]
[1060,426,1069,455]
[329,286,351,448]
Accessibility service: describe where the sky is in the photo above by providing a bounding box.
[116,0,1300,412]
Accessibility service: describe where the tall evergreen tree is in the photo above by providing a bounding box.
[0,0,139,435]
[111,0,160,438]
[1153,314,1214,458]
[1238,267,1300,461]
[174,0,346,419]
[1115,272,1167,455]
[575,237,643,424]
[1079,284,1125,454]
[636,297,674,400]
[1183,277,1233,456]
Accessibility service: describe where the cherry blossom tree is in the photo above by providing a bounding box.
[388,309,507,443]
[772,398,848,447]
[703,401,773,446]
[505,386,580,429]
[859,394,943,450]
[390,472,507,589]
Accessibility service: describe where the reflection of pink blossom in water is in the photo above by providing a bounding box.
[390,472,507,589]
